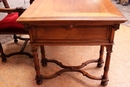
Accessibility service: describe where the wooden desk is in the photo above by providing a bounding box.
[17,0,126,86]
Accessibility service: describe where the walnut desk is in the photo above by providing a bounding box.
[17,0,126,86]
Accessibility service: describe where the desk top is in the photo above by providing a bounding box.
[17,0,126,23]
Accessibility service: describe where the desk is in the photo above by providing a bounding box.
[17,0,126,86]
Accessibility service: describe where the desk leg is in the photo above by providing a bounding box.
[32,45,43,85]
[101,45,112,86]
[40,45,47,67]
[97,45,104,68]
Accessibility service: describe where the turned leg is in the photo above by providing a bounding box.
[101,45,112,86]
[32,45,43,85]
[97,45,104,68]
[40,45,47,67]
[0,43,7,62]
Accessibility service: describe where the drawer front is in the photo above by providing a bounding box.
[30,26,111,44]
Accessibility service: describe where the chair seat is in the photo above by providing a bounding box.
[0,12,28,34]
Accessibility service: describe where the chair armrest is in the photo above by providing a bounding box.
[0,7,26,16]
[0,8,17,12]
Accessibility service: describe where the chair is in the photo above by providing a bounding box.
[0,0,33,62]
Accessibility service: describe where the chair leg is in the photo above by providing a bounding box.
[13,34,30,43]
[13,34,18,43]
[0,43,7,62]
[0,39,33,62]
[19,39,33,58]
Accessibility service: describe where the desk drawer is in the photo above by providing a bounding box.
[30,26,111,44]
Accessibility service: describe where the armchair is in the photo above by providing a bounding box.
[0,0,33,62]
